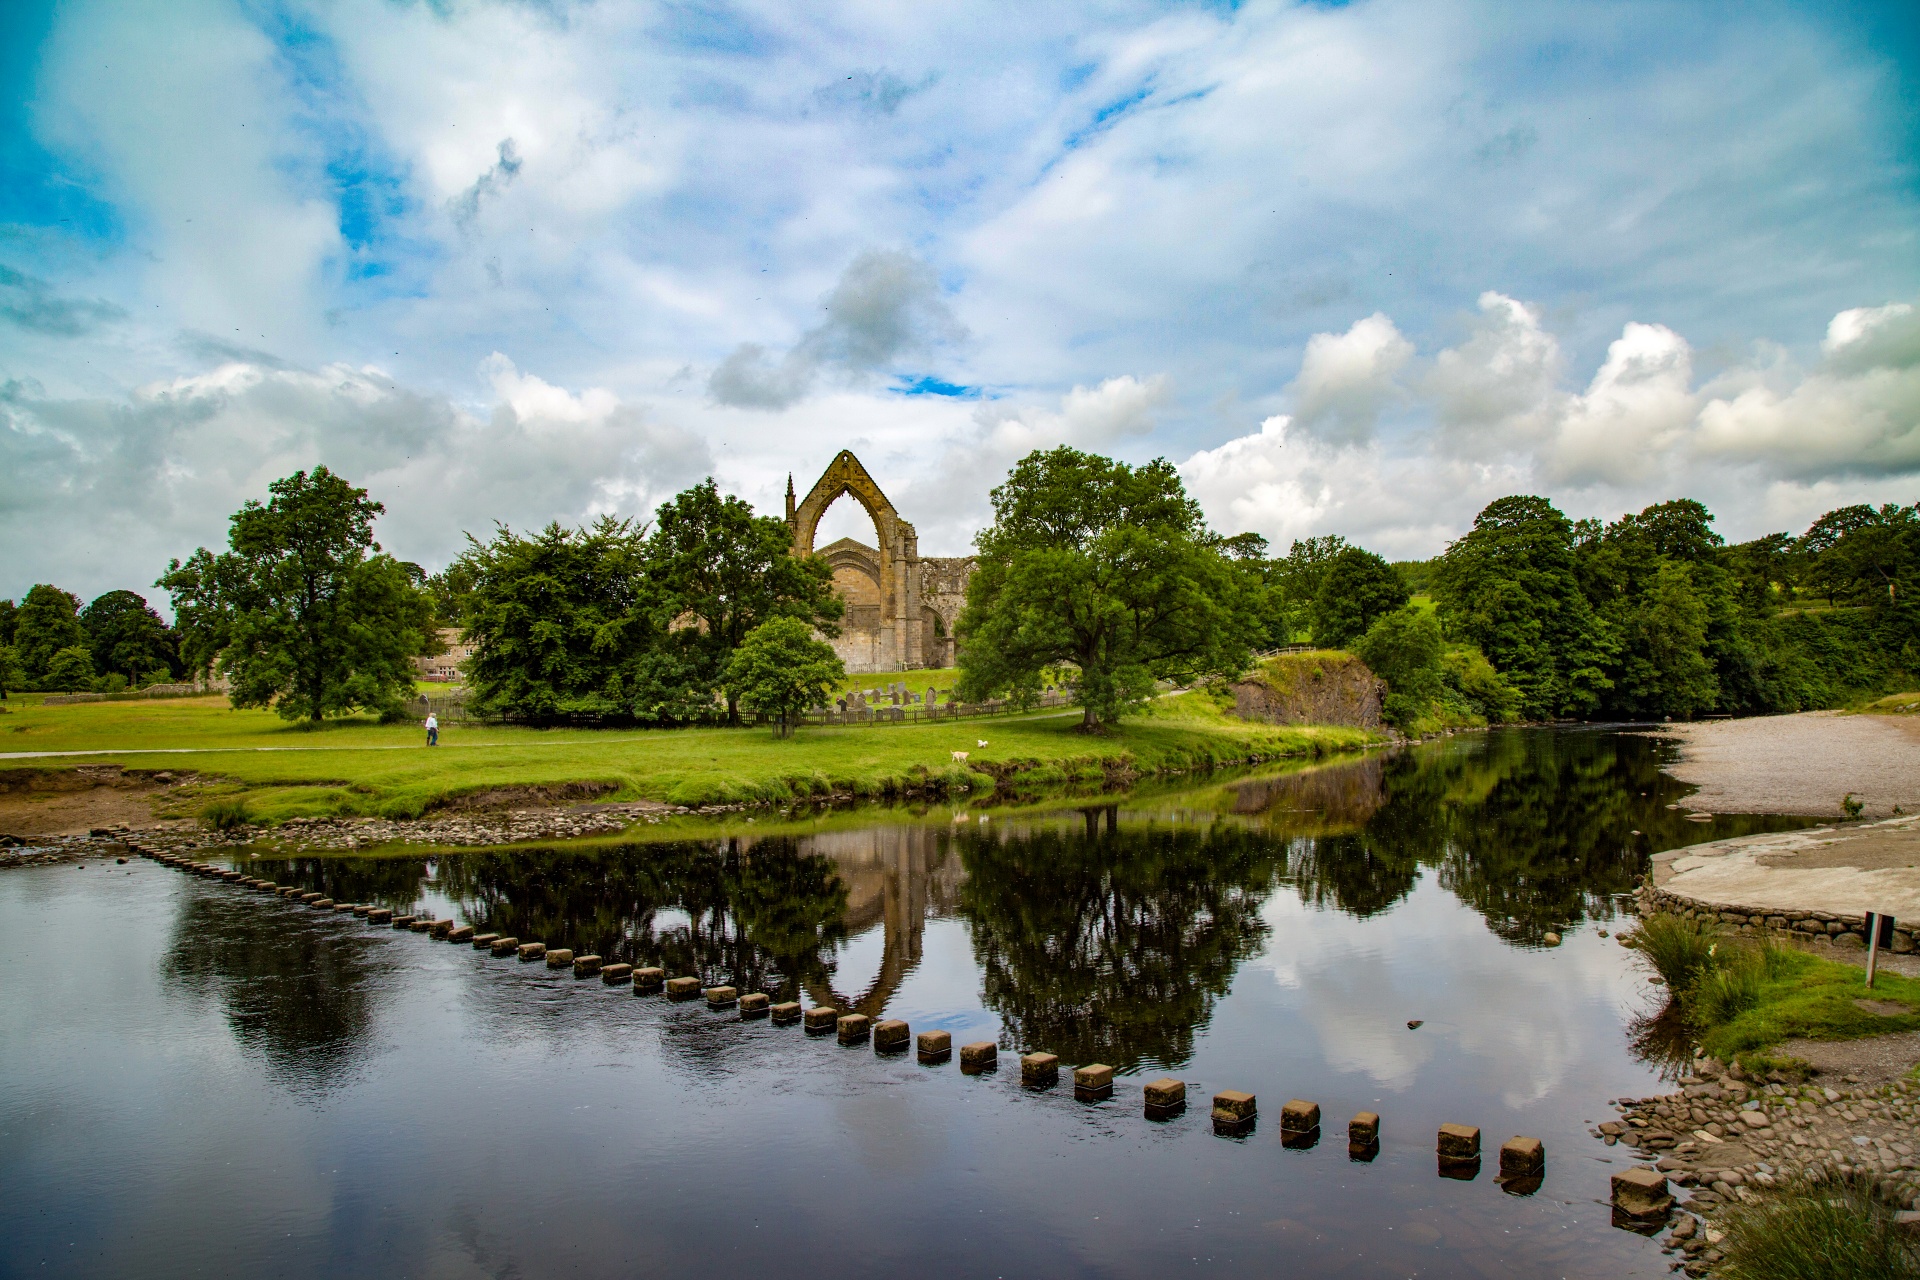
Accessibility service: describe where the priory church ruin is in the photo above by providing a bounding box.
[786,451,974,674]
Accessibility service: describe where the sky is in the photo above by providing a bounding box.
[2,0,1917,607]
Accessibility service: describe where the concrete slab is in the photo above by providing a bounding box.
[1653,815,1920,918]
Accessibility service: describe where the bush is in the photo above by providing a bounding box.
[1719,1175,1920,1280]
[43,645,95,692]
[1692,951,1765,1025]
[199,797,253,831]
[1629,913,1720,989]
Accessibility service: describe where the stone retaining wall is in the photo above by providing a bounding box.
[1638,883,1913,954]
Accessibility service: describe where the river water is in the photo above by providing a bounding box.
[1,728,1813,1279]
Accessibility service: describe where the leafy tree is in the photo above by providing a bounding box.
[645,479,841,725]
[157,467,434,724]
[0,645,21,699]
[725,616,845,737]
[44,644,95,691]
[424,560,477,628]
[1311,546,1409,647]
[1353,607,1444,727]
[1611,559,1718,716]
[0,598,16,646]
[461,518,661,724]
[82,590,178,685]
[14,584,86,684]
[1721,533,1794,614]
[1267,534,1349,643]
[1434,496,1616,719]
[956,447,1260,729]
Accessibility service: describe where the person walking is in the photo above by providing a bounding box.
[425,711,439,747]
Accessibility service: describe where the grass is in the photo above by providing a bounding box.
[1626,914,1920,1065]
[0,688,1376,824]
[1860,691,1920,715]
[1719,1175,1920,1280]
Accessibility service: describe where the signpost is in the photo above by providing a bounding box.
[1864,911,1898,988]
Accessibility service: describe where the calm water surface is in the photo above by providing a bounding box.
[1,728,1813,1279]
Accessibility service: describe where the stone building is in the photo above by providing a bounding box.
[786,451,975,673]
[414,627,474,683]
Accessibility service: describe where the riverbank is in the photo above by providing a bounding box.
[1651,710,1920,819]
[0,691,1376,835]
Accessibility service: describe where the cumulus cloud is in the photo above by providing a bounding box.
[1291,312,1413,442]
[0,356,709,602]
[710,250,965,409]
[1425,292,1562,452]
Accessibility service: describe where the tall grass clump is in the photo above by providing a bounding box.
[1630,913,1721,989]
[1719,1175,1920,1280]
[199,796,253,831]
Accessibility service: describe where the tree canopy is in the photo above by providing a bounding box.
[14,584,86,685]
[1311,546,1409,647]
[725,616,846,737]
[956,446,1260,728]
[158,467,433,723]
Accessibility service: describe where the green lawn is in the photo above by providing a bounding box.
[0,690,1374,822]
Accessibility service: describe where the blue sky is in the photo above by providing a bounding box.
[2,0,1917,603]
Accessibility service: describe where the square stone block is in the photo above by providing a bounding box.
[1213,1090,1257,1122]
[665,976,701,1000]
[1281,1099,1321,1133]
[770,1001,802,1025]
[517,942,547,961]
[299,892,324,903]
[573,954,602,977]
[873,1019,910,1052]
[633,967,665,991]
[917,1030,952,1061]
[739,992,770,1016]
[1437,1124,1481,1160]
[490,936,519,956]
[960,1042,998,1073]
[1499,1136,1544,1178]
[351,904,371,916]
[601,963,634,984]
[430,919,454,938]
[1349,1111,1380,1144]
[1021,1052,1059,1086]
[1074,1063,1115,1092]
[1611,1166,1673,1219]
[409,919,434,933]
[472,933,499,948]
[447,925,475,943]
[545,949,575,969]
[838,1013,872,1044]
[313,898,336,910]
[367,909,393,924]
[392,915,417,929]
[1144,1078,1185,1109]
[804,1006,840,1032]
[704,985,738,1007]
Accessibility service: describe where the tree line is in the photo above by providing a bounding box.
[3,450,1911,731]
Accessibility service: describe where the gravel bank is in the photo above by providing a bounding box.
[1650,711,1920,819]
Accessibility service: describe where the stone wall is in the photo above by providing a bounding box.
[1638,883,1913,954]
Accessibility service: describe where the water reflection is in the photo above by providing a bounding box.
[162,893,387,1096]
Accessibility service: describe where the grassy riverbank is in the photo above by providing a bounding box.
[0,690,1374,823]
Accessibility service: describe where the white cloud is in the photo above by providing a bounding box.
[1546,322,1697,486]
[1291,312,1413,443]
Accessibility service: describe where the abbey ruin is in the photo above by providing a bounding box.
[786,451,975,674]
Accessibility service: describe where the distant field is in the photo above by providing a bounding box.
[0,690,1373,821]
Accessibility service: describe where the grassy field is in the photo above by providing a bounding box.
[0,689,1374,823]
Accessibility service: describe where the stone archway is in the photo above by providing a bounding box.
[786,451,974,673]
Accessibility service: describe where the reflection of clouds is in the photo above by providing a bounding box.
[1253,877,1646,1105]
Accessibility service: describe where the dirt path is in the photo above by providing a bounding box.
[1652,711,1920,819]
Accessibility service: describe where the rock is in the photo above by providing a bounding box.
[1145,1078,1186,1112]
[739,992,770,1017]
[517,942,547,962]
[471,933,499,949]
[1835,933,1866,950]
[916,1030,952,1062]
[1350,1111,1380,1144]
[1213,1089,1257,1131]
[803,1005,839,1032]
[873,1019,910,1053]
[665,975,700,1000]
[601,962,633,984]
[633,967,664,992]
[489,936,519,956]
[836,1013,872,1045]
[1543,932,1562,946]
[544,948,575,970]
[1613,1166,1675,1219]
[1074,1063,1115,1099]
[572,954,601,977]
[1021,1052,1059,1086]
[447,925,475,943]
[960,1041,998,1073]
[1500,1136,1545,1177]
[1281,1099,1322,1134]
[703,984,737,1007]
[1438,1124,1482,1160]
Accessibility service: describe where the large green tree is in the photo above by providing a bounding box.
[460,517,664,723]
[82,590,178,685]
[1433,495,1615,720]
[13,584,86,684]
[725,616,846,737]
[1311,546,1409,647]
[956,447,1259,729]
[158,468,433,723]
[644,479,841,724]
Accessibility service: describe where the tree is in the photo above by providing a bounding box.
[956,447,1260,729]
[1611,559,1718,717]
[460,518,662,724]
[82,590,178,685]
[1353,607,1444,727]
[724,616,845,737]
[1269,535,1349,643]
[13,584,86,685]
[425,560,478,629]
[1311,547,1409,647]
[0,645,21,700]
[157,467,434,724]
[645,479,842,724]
[44,645,95,692]
[0,598,17,646]
[1433,496,1615,720]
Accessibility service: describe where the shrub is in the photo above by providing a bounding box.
[1629,913,1720,989]
[1719,1175,1920,1280]
[199,797,253,831]
[1692,951,1764,1025]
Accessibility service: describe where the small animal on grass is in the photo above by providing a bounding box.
[977,740,989,748]
[951,750,969,762]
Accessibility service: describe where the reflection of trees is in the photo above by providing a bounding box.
[247,854,430,909]
[162,894,386,1097]
[434,840,849,1001]
[956,816,1281,1073]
